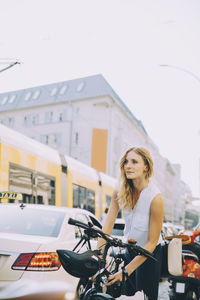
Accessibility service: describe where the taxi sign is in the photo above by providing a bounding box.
[0,192,22,201]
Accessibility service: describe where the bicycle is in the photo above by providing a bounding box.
[57,217,157,300]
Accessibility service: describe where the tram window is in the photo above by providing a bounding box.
[37,195,43,204]
[106,194,121,218]
[50,180,55,187]
[117,210,122,218]
[74,213,89,238]
[73,185,79,208]
[21,194,44,204]
[9,199,15,203]
[106,195,111,207]
[86,189,95,214]
[73,184,86,209]
[49,189,55,205]
[73,184,95,214]
[9,164,55,205]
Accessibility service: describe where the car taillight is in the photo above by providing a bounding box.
[12,252,61,271]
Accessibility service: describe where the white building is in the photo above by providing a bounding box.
[0,74,191,221]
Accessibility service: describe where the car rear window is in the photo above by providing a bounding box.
[0,206,65,237]
[112,222,125,236]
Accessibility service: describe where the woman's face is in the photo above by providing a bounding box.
[123,150,147,180]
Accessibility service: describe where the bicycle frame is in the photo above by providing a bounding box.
[57,218,157,300]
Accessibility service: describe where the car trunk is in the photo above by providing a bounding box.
[0,233,44,281]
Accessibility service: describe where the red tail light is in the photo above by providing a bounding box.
[12,252,61,271]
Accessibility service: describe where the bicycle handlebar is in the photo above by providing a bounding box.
[68,218,157,262]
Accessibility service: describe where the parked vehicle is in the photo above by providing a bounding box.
[167,228,200,299]
[111,218,125,238]
[168,250,200,300]
[0,203,102,292]
[181,222,200,251]
[162,222,178,237]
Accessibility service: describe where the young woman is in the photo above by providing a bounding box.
[97,147,164,300]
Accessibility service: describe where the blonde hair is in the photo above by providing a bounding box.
[118,147,154,210]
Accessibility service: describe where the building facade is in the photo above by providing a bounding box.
[0,74,192,222]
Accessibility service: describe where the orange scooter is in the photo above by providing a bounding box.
[167,230,200,300]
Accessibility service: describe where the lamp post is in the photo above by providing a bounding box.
[0,61,20,74]
[159,64,200,193]
[159,63,200,224]
[159,64,200,84]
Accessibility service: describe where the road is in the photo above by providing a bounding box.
[118,279,170,300]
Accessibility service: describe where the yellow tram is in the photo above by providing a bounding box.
[0,124,117,219]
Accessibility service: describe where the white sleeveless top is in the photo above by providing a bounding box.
[122,181,162,247]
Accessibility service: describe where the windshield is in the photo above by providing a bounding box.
[112,222,124,236]
[0,205,65,237]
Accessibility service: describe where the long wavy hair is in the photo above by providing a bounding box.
[118,147,154,210]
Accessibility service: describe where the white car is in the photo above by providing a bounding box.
[0,203,102,292]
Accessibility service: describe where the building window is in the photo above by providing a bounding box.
[54,133,61,146]
[50,87,57,96]
[76,81,85,92]
[41,134,49,145]
[1,96,8,105]
[0,117,14,127]
[32,90,40,100]
[58,110,67,122]
[8,95,16,104]
[75,132,79,144]
[41,133,61,147]
[49,133,61,147]
[45,111,53,123]
[45,135,49,145]
[8,117,14,127]
[24,92,32,101]
[32,114,39,125]
[24,115,31,126]
[59,85,68,95]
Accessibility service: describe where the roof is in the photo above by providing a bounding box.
[0,74,147,135]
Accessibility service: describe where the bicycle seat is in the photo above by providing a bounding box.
[57,249,101,278]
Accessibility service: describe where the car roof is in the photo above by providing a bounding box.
[0,203,97,217]
[115,218,125,224]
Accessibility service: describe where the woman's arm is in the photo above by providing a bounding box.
[97,190,119,249]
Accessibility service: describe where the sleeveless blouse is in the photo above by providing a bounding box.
[122,181,162,247]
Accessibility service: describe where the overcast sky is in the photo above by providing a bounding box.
[1,0,200,196]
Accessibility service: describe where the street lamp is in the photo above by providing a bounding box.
[159,64,200,84]
[159,64,200,221]
[0,61,21,74]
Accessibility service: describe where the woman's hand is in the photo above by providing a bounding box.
[106,270,123,286]
[90,259,109,281]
